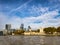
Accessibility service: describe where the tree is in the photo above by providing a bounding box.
[56,27,60,33]
[43,28,50,34]
[43,27,56,34]
[14,30,25,35]
[37,29,40,32]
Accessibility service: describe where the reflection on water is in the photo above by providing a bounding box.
[0,36,60,45]
[40,36,45,45]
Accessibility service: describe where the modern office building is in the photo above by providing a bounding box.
[0,31,3,36]
[5,24,11,30]
[28,26,31,31]
[20,24,24,30]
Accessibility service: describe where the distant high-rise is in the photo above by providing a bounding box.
[28,26,31,31]
[28,26,31,29]
[5,24,11,30]
[20,24,24,30]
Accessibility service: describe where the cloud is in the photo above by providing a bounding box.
[0,12,9,29]
[28,5,49,16]
[9,9,60,29]
[0,2,60,30]
[9,0,32,14]
[22,9,59,29]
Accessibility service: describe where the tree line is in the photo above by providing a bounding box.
[43,26,60,34]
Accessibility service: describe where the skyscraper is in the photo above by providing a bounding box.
[5,24,11,30]
[28,26,31,31]
[28,26,31,29]
[20,24,24,30]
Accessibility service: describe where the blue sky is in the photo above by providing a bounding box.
[0,0,60,29]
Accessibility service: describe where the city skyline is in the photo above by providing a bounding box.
[0,0,60,30]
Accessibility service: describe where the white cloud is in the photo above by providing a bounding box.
[0,5,60,30]
[28,5,49,15]
[0,13,9,29]
[9,0,32,14]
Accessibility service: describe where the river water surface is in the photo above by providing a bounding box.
[0,36,60,45]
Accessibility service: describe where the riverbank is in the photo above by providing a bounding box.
[1,34,60,37]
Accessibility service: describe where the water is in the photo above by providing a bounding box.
[0,36,60,45]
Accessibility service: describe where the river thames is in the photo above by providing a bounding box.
[0,36,60,45]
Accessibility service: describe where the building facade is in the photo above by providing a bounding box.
[5,24,11,30]
[20,24,24,30]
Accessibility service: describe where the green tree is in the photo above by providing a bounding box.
[43,27,56,34]
[37,29,40,32]
[56,27,60,33]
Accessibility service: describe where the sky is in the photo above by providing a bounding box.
[0,0,60,30]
